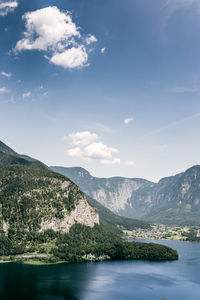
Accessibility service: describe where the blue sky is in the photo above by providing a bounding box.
[1,0,200,181]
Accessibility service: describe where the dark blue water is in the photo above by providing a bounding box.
[0,240,200,300]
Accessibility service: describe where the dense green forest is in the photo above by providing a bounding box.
[0,141,179,263]
[0,164,84,232]
[52,223,178,262]
[0,223,178,262]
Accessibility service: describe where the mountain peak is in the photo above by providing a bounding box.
[185,164,200,173]
[0,141,17,156]
[51,166,92,181]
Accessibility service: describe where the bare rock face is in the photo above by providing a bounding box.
[50,166,153,216]
[51,165,200,226]
[0,163,100,234]
[39,197,99,233]
[90,179,148,213]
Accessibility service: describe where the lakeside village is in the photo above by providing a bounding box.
[123,224,200,242]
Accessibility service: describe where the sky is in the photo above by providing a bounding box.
[1,0,200,181]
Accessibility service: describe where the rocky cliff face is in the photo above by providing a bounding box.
[0,141,99,234]
[89,178,153,213]
[143,165,200,225]
[51,165,200,225]
[39,197,99,233]
[50,167,153,214]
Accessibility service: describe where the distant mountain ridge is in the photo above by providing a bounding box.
[51,165,200,225]
[50,167,153,213]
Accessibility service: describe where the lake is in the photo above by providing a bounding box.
[0,239,200,300]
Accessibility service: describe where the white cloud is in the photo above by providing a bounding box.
[0,1,18,16]
[124,117,133,125]
[67,147,82,158]
[50,46,88,69]
[67,142,119,161]
[1,71,12,78]
[125,160,135,166]
[86,34,97,45]
[0,87,8,93]
[22,92,31,99]
[15,6,97,69]
[101,47,106,54]
[101,158,120,165]
[83,142,118,160]
[66,131,120,164]
[67,131,98,146]
[16,6,79,52]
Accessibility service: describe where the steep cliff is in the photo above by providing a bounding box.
[0,164,99,234]
[50,167,153,213]
[0,141,99,234]
[52,165,200,225]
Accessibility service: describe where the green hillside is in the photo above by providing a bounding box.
[0,140,178,263]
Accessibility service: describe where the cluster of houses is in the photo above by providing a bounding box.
[86,254,108,261]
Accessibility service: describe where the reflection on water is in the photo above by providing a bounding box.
[0,240,200,300]
[0,262,95,300]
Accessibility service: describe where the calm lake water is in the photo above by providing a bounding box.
[0,239,200,300]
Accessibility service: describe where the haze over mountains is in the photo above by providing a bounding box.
[51,165,200,226]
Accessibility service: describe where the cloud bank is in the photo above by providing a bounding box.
[15,6,97,69]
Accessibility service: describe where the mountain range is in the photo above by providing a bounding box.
[0,141,149,233]
[1,140,176,264]
[51,165,200,225]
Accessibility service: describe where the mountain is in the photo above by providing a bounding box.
[0,141,178,262]
[0,141,18,156]
[86,196,150,234]
[0,141,36,168]
[144,165,200,225]
[51,166,200,226]
[50,167,153,213]
[0,142,150,233]
[0,164,99,234]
